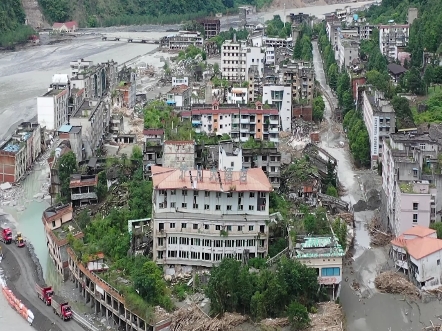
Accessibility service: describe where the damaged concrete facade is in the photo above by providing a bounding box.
[151,166,272,271]
[43,204,83,280]
[69,174,98,207]
[0,122,41,183]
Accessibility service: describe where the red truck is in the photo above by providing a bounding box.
[35,282,53,305]
[51,295,72,321]
[0,226,12,244]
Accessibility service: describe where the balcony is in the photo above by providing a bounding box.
[269,126,279,133]
[240,117,250,124]
[269,118,278,125]
[232,117,239,124]
[231,125,239,133]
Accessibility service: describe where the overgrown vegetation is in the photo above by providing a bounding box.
[38,0,272,27]
[0,0,35,48]
[209,28,249,50]
[177,45,207,61]
[312,96,325,122]
[57,151,77,203]
[206,257,326,327]
[265,15,291,38]
[343,110,370,167]
[293,23,313,61]
[69,156,172,321]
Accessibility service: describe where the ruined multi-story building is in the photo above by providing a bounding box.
[0,122,41,183]
[197,19,220,38]
[151,165,272,272]
[280,61,315,104]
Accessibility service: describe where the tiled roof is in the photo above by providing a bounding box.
[391,226,442,260]
[53,21,78,29]
[151,166,273,192]
[69,175,98,188]
[144,129,164,136]
[403,225,436,238]
[181,108,278,116]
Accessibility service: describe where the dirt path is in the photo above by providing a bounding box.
[1,243,85,331]
[20,0,48,30]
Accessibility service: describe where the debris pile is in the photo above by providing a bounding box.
[337,212,354,226]
[308,302,345,331]
[423,324,442,330]
[260,317,289,328]
[369,216,392,246]
[170,305,247,331]
[375,271,420,298]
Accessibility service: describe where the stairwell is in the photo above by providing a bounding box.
[21,0,49,30]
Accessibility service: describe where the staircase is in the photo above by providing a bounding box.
[21,0,49,30]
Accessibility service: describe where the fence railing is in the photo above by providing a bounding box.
[72,310,100,331]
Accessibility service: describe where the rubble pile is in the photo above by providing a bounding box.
[308,302,345,331]
[375,271,420,298]
[423,324,442,330]
[260,317,289,328]
[337,212,354,225]
[369,216,392,246]
[170,305,247,331]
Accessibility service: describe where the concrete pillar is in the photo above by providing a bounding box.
[90,296,95,308]
[86,291,90,303]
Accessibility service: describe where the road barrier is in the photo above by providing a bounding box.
[1,282,34,325]
[72,310,100,331]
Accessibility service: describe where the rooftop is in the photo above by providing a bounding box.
[143,129,164,136]
[1,132,32,153]
[70,174,98,188]
[43,88,67,97]
[399,180,430,194]
[388,63,407,75]
[295,236,345,259]
[391,236,442,260]
[403,225,436,238]
[151,166,273,192]
[52,219,83,242]
[43,204,73,222]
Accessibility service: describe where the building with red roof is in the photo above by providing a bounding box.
[151,165,272,270]
[391,225,442,289]
[52,21,78,33]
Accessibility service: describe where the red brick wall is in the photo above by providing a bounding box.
[0,152,16,183]
[292,105,313,122]
[352,77,366,100]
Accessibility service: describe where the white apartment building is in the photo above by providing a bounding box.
[382,133,439,235]
[362,88,396,168]
[227,88,248,104]
[70,58,93,77]
[245,47,265,81]
[221,40,247,81]
[37,74,70,130]
[181,102,279,143]
[262,85,292,132]
[172,77,189,87]
[151,166,273,270]
[265,47,275,65]
[219,146,242,171]
[336,34,359,68]
[69,99,110,158]
[379,24,409,59]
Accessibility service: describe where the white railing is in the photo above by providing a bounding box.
[72,310,100,331]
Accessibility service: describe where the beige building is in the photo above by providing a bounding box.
[162,141,195,169]
[42,204,83,280]
[151,166,273,273]
[291,235,345,299]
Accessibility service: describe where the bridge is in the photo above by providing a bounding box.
[101,36,160,44]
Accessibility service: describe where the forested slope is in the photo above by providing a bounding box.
[38,0,272,27]
[0,0,34,47]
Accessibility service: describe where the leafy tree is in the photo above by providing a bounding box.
[404,67,425,95]
[287,302,310,330]
[58,151,77,202]
[323,160,337,190]
[302,207,330,235]
[336,72,350,106]
[343,110,370,167]
[430,222,442,239]
[328,64,339,91]
[96,171,108,201]
[391,96,414,128]
[332,218,347,250]
[131,145,143,162]
[213,62,220,76]
[132,260,171,307]
[326,185,338,198]
[312,96,325,122]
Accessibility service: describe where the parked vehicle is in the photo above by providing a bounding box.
[51,295,72,321]
[15,232,25,247]
[35,283,53,305]
[0,226,12,244]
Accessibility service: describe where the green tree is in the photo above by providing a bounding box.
[58,151,77,202]
[131,145,143,162]
[96,171,108,202]
[430,222,442,239]
[328,64,339,91]
[312,96,325,122]
[213,62,220,76]
[132,260,171,306]
[326,185,338,197]
[332,218,347,250]
[405,67,425,95]
[287,302,310,330]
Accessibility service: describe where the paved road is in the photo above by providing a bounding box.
[0,243,85,331]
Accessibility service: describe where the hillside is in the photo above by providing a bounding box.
[0,0,34,47]
[38,0,273,27]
